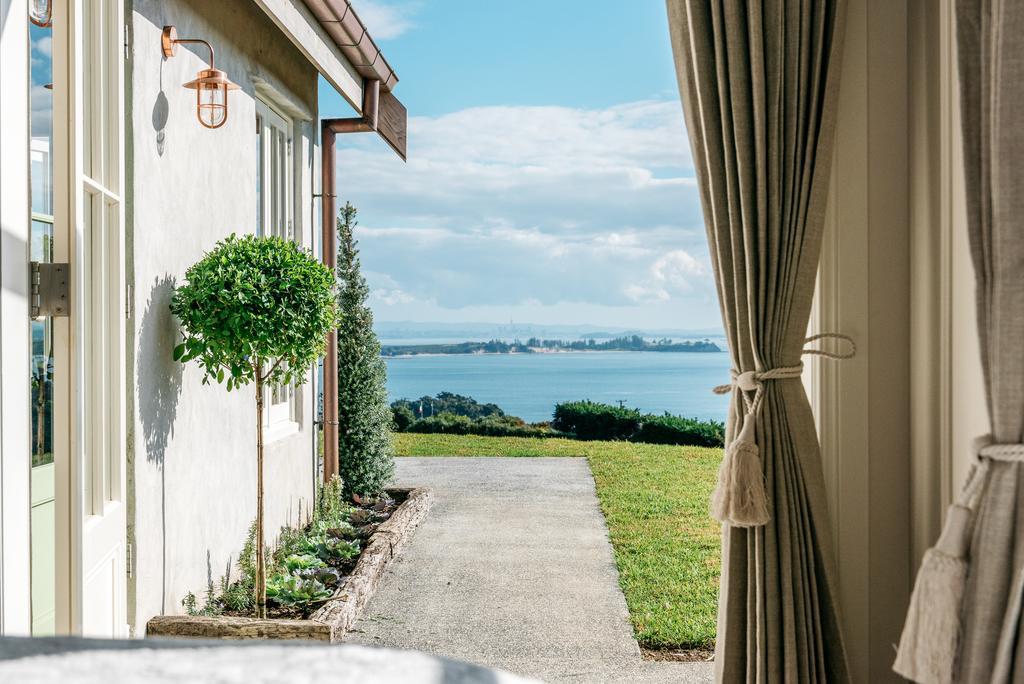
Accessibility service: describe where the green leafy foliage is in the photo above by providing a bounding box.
[181,591,199,616]
[314,475,349,529]
[335,204,395,497]
[406,412,564,439]
[551,400,724,448]
[391,404,416,432]
[283,553,326,572]
[171,234,337,616]
[390,394,723,446]
[184,478,371,616]
[170,233,337,392]
[304,533,360,562]
[220,578,254,614]
[391,392,506,420]
[265,573,333,606]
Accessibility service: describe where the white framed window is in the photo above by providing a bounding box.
[256,98,298,431]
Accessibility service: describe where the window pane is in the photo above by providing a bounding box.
[30,23,53,217]
[82,0,96,177]
[278,129,287,240]
[271,128,279,238]
[256,115,262,234]
[83,192,95,514]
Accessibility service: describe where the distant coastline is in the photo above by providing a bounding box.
[381,335,722,357]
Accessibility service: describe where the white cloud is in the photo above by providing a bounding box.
[33,35,52,60]
[651,249,705,291]
[30,84,52,138]
[334,99,721,329]
[373,289,416,305]
[625,250,706,303]
[351,0,417,40]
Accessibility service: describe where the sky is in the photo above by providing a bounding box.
[319,1,721,332]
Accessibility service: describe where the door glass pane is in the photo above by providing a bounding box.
[30,18,56,638]
[81,0,96,177]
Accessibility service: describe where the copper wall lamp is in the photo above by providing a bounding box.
[161,26,238,129]
[29,0,52,27]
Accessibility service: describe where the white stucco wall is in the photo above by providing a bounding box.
[128,0,321,632]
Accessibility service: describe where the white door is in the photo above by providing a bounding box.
[52,0,127,637]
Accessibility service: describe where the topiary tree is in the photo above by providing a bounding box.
[171,234,336,618]
[335,203,395,497]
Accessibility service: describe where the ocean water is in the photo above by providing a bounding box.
[383,351,732,423]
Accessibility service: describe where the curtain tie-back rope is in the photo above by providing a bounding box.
[973,435,1024,462]
[711,333,856,415]
[708,333,856,528]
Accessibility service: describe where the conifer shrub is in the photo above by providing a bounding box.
[335,203,395,497]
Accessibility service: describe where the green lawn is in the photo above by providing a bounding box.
[394,432,721,650]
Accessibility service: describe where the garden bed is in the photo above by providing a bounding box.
[147,486,433,642]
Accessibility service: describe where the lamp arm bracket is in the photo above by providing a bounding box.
[161,26,215,68]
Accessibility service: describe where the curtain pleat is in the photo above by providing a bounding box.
[950,1,1024,681]
[666,2,849,681]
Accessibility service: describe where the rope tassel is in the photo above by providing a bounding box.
[710,415,769,526]
[709,333,856,529]
[893,503,973,684]
[893,439,1013,684]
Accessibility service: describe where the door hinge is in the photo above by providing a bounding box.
[125,283,133,320]
[124,23,130,60]
[30,262,70,319]
[126,542,132,578]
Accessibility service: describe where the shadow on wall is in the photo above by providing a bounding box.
[137,275,183,613]
[152,80,168,156]
[139,275,182,466]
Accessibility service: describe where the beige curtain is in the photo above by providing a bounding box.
[666,1,849,681]
[956,1,1024,678]
[956,1,1024,675]
[895,1,1024,682]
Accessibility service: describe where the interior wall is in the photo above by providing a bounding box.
[127,0,319,633]
[818,2,995,682]
[817,0,912,681]
[907,0,989,558]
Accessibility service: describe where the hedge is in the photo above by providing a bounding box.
[405,412,565,440]
[551,400,724,448]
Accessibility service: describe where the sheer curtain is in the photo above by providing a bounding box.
[666,1,850,680]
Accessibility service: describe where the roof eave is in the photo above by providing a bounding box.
[251,0,400,116]
[301,0,399,93]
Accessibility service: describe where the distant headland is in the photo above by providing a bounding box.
[380,335,722,357]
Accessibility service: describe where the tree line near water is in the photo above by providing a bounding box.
[390,393,725,448]
[380,335,721,356]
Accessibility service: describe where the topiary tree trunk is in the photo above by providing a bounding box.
[335,203,395,497]
[253,361,267,618]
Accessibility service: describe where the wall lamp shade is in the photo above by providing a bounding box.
[161,26,239,129]
[30,0,52,27]
[184,68,239,129]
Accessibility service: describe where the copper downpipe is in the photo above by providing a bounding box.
[320,79,381,483]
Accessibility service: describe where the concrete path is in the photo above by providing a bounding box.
[350,457,713,683]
